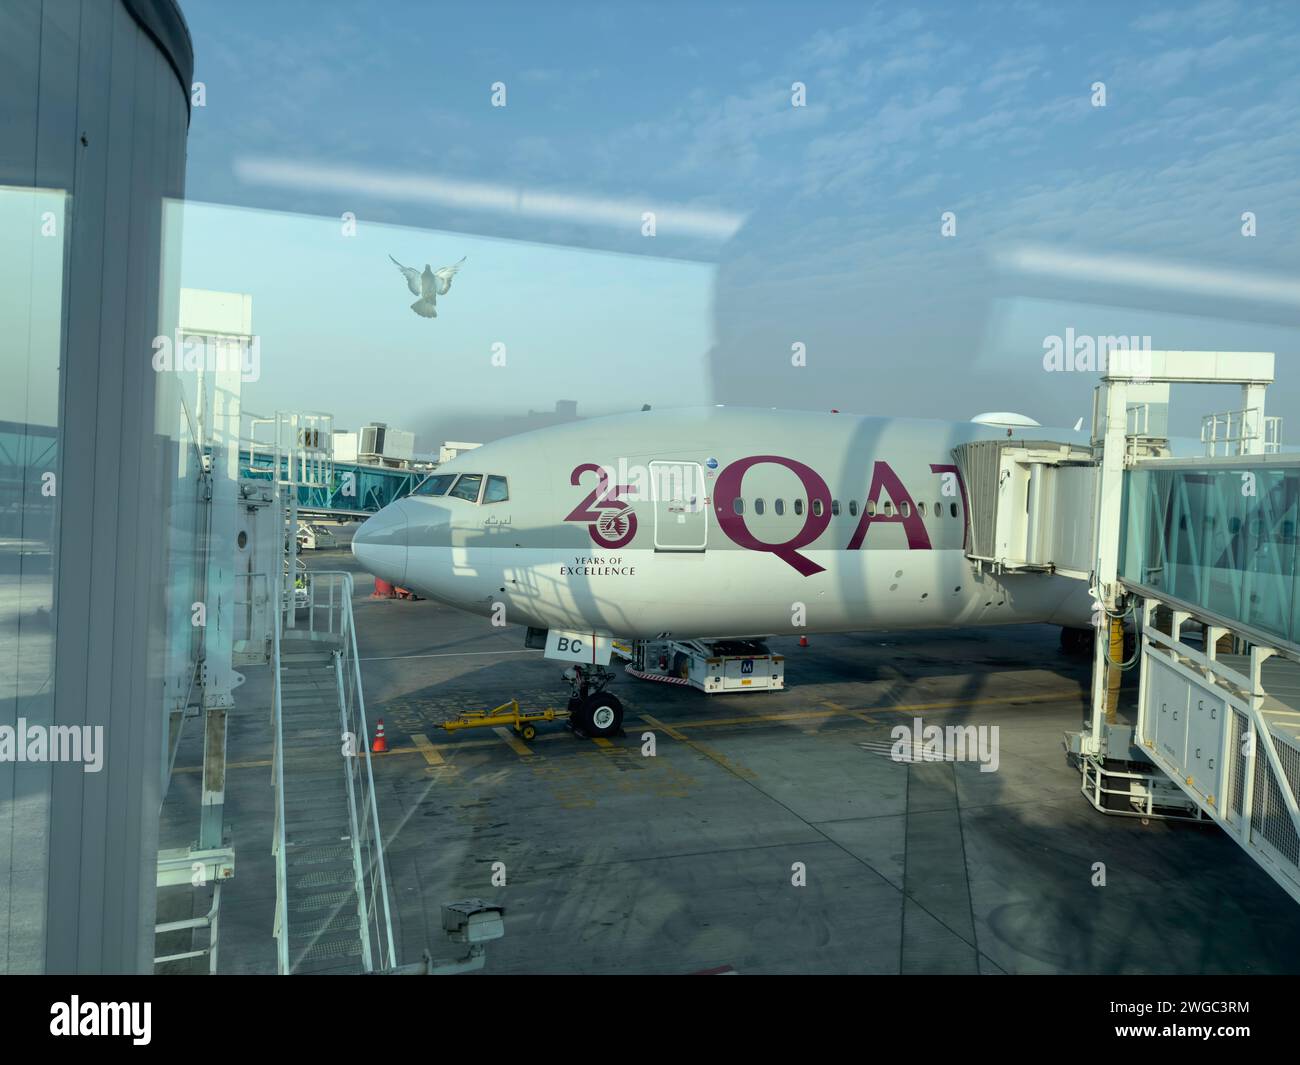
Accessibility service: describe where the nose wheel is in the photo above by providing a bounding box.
[563,665,624,738]
[576,692,623,737]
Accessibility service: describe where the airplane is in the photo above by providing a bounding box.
[351,406,1095,736]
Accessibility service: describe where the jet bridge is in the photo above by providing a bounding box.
[961,351,1300,906]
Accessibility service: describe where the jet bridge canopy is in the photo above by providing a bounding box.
[1121,455,1300,650]
[951,438,1095,575]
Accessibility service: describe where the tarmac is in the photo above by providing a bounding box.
[155,537,1300,974]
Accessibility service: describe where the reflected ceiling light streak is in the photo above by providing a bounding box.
[997,244,1300,308]
[233,157,746,240]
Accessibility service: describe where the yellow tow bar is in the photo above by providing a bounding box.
[440,699,565,742]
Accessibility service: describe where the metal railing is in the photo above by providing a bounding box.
[268,574,291,974]
[295,570,397,972]
[1201,407,1283,456]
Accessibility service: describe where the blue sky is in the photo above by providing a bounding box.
[179,0,1300,443]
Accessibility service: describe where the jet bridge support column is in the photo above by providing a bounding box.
[197,359,243,851]
[1083,377,1131,759]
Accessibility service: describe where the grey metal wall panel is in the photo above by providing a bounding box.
[0,0,190,974]
[35,5,81,194]
[0,3,41,184]
[51,0,116,974]
[99,0,147,970]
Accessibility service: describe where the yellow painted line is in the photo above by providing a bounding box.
[411,733,445,766]
[494,726,538,758]
[667,689,1082,731]
[822,698,882,727]
[172,757,273,773]
[591,737,614,749]
[412,732,460,779]
[641,713,757,781]
[639,713,687,741]
[176,688,1083,773]
[174,745,429,773]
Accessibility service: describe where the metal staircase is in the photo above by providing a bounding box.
[271,571,396,974]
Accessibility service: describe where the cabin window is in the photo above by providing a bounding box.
[774,499,785,516]
[414,473,456,497]
[754,498,765,515]
[917,502,926,516]
[812,499,824,517]
[950,502,959,518]
[733,498,744,514]
[866,500,876,516]
[935,500,942,515]
[883,502,893,516]
[448,474,483,502]
[483,475,509,503]
[900,501,911,518]
[831,499,841,516]
[849,500,858,517]
[794,499,804,516]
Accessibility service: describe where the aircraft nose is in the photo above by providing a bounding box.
[352,503,408,586]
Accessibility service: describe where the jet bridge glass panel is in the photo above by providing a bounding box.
[1121,463,1300,647]
[650,461,707,551]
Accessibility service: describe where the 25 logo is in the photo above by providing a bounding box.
[566,463,638,548]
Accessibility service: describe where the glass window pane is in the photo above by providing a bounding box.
[448,474,483,502]
[414,473,456,496]
[483,475,509,503]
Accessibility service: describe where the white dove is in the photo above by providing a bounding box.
[389,254,466,318]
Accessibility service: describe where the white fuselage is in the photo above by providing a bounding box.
[352,407,1094,640]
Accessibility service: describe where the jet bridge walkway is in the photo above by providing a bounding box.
[271,571,397,974]
[1112,452,1300,904]
[960,351,1300,907]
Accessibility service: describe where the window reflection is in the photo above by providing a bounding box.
[0,185,67,972]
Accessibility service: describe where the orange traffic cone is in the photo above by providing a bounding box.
[799,635,809,647]
[371,719,388,753]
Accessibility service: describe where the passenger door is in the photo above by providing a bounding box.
[650,460,707,551]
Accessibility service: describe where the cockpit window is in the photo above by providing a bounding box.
[448,474,483,502]
[483,475,509,503]
[413,473,456,497]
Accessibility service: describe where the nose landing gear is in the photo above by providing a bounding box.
[562,664,624,738]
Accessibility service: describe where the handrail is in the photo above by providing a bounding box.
[334,648,373,971]
[259,566,396,973]
[347,575,398,968]
[269,573,290,975]
[296,569,397,971]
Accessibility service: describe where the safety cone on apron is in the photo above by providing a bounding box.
[371,719,388,753]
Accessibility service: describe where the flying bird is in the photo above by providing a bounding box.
[389,254,466,318]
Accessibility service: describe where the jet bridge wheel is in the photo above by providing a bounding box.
[579,693,623,738]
